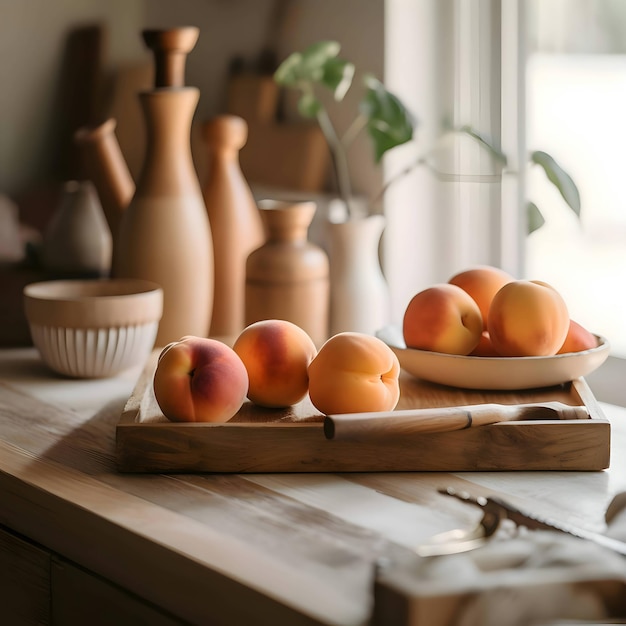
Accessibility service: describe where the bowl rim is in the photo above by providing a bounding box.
[393,334,610,362]
[23,278,163,328]
[23,278,162,301]
[377,325,611,389]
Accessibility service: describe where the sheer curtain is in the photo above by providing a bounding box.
[382,0,526,327]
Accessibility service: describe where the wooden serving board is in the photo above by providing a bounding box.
[115,351,610,473]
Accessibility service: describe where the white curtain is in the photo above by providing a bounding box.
[383,0,526,327]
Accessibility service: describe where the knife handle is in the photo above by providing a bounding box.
[324,403,526,441]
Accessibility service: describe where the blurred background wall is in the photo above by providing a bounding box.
[0,0,384,203]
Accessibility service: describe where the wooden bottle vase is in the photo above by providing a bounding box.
[202,115,264,337]
[245,200,329,346]
[113,27,213,346]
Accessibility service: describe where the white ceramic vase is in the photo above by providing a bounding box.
[327,213,391,336]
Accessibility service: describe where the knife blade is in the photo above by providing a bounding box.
[440,487,626,557]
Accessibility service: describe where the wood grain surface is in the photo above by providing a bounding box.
[116,351,610,473]
[1,348,625,625]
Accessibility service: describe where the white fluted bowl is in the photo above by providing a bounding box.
[24,278,163,378]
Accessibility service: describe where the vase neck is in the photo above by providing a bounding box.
[136,88,199,195]
[329,215,385,265]
[259,201,316,243]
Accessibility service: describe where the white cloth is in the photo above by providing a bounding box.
[412,493,626,626]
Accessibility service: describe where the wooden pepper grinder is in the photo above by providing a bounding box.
[202,115,264,337]
[113,27,213,346]
[245,200,329,346]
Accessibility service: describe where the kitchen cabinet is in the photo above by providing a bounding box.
[0,525,49,625]
[0,525,184,625]
[51,557,184,625]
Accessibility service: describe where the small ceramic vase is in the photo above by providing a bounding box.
[245,200,329,346]
[41,180,112,278]
[327,213,390,336]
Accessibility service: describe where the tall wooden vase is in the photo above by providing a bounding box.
[202,115,264,337]
[245,200,329,346]
[113,28,213,347]
[328,214,390,336]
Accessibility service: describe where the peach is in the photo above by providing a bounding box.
[470,331,501,357]
[448,265,513,330]
[487,280,570,357]
[402,283,483,355]
[153,335,249,423]
[233,319,317,408]
[308,332,400,415]
[557,320,599,354]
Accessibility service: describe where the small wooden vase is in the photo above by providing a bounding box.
[202,115,265,337]
[245,200,329,346]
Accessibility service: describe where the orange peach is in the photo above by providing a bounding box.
[153,336,249,423]
[402,283,483,355]
[470,331,501,357]
[448,265,514,330]
[308,332,400,415]
[557,320,599,354]
[487,280,570,356]
[233,319,317,408]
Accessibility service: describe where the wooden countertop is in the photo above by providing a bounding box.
[1,347,625,625]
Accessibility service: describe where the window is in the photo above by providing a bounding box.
[384,0,626,404]
[526,0,626,403]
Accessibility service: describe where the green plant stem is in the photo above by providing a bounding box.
[371,155,428,208]
[372,128,510,208]
[341,114,367,148]
[316,107,354,218]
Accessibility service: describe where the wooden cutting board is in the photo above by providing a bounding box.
[115,350,610,473]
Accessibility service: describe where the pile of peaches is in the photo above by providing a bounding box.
[152,322,401,423]
[402,265,598,358]
[151,265,599,424]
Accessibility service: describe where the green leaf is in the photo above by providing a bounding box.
[457,125,508,166]
[360,74,416,162]
[531,151,581,217]
[527,201,546,234]
[321,57,355,101]
[297,92,322,118]
[274,52,304,86]
[300,41,341,72]
[274,41,342,86]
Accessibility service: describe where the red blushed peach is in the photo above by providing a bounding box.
[308,332,400,415]
[488,280,570,357]
[153,336,249,423]
[233,319,317,408]
[449,265,514,330]
[402,283,483,355]
[557,320,599,354]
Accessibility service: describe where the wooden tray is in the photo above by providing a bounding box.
[115,351,610,473]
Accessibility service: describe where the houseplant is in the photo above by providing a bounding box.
[274,40,580,231]
[274,41,581,334]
